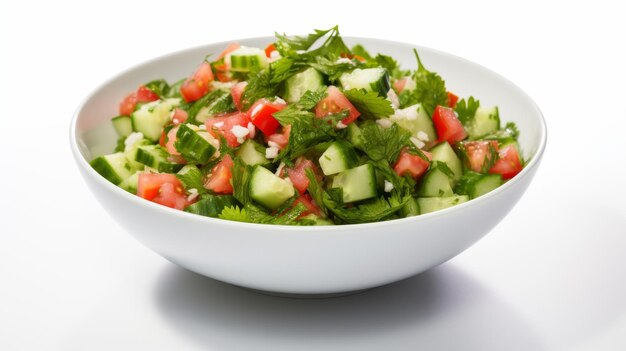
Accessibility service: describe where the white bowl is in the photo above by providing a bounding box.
[70,37,547,295]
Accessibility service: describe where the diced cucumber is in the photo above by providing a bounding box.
[236,139,268,166]
[299,214,334,226]
[90,152,136,185]
[111,116,133,137]
[174,124,218,164]
[417,195,469,214]
[455,172,503,199]
[319,141,358,176]
[228,47,268,73]
[135,145,184,173]
[119,171,141,194]
[419,168,454,197]
[429,142,462,182]
[400,197,420,217]
[184,195,238,217]
[249,166,295,210]
[131,98,180,141]
[346,122,363,148]
[124,135,151,170]
[331,164,378,203]
[467,106,500,139]
[283,68,324,103]
[339,68,390,97]
[390,104,437,147]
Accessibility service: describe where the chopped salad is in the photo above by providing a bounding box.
[90,26,524,225]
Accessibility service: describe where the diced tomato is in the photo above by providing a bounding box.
[159,130,167,147]
[248,98,286,135]
[393,149,432,180]
[217,42,240,61]
[446,91,459,108]
[294,194,323,218]
[460,140,499,173]
[165,126,180,156]
[489,145,523,179]
[171,108,188,125]
[205,155,234,194]
[205,112,251,147]
[267,125,291,149]
[393,77,409,93]
[118,85,160,116]
[315,86,361,125]
[286,158,320,194]
[231,81,247,111]
[432,105,467,143]
[264,43,277,57]
[137,173,193,210]
[136,86,160,102]
[180,62,214,102]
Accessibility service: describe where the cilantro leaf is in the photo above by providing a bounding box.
[275,26,350,60]
[505,122,520,139]
[269,57,307,84]
[455,97,480,125]
[358,122,411,163]
[324,189,410,224]
[343,89,394,119]
[272,105,315,126]
[278,114,337,160]
[188,90,235,121]
[308,56,356,83]
[374,54,399,74]
[351,44,372,60]
[305,168,329,216]
[144,79,170,97]
[298,87,328,110]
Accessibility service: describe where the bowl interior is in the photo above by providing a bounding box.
[73,37,545,166]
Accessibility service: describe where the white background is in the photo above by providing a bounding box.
[2,0,625,350]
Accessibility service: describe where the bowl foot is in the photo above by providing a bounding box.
[244,287,371,299]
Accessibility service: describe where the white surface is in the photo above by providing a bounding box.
[1,0,625,349]
[71,35,545,294]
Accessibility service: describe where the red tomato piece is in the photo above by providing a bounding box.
[286,158,320,195]
[432,105,467,143]
[489,145,523,179]
[180,62,214,102]
[315,86,361,125]
[446,91,459,108]
[267,125,291,149]
[460,140,499,173]
[165,126,180,156]
[393,149,432,180]
[136,86,160,102]
[294,194,323,218]
[119,92,138,116]
[264,43,277,58]
[248,98,286,135]
[217,42,240,61]
[171,108,188,125]
[137,173,193,210]
[205,155,234,194]
[205,112,251,148]
[231,81,247,111]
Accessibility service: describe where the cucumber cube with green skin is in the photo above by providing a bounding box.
[339,68,391,97]
[228,47,268,73]
[455,172,503,199]
[249,166,295,210]
[236,139,268,166]
[419,168,454,197]
[131,98,180,142]
[111,116,133,137]
[389,104,437,146]
[284,68,325,103]
[90,152,136,185]
[175,124,218,164]
[135,145,184,173]
[417,195,469,214]
[319,141,358,176]
[467,106,500,139]
[430,142,463,182]
[331,164,378,203]
[119,171,141,194]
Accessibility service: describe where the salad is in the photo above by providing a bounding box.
[90,26,524,225]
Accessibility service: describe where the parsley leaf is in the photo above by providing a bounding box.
[431,160,455,178]
[272,105,315,126]
[275,26,350,60]
[144,79,170,97]
[188,90,235,121]
[298,87,328,110]
[402,49,448,115]
[241,68,279,110]
[324,189,410,224]
[176,165,207,194]
[269,57,307,84]
[231,158,254,204]
[455,97,480,125]
[351,44,372,60]
[309,56,356,83]
[505,122,520,139]
[305,168,329,216]
[358,122,411,163]
[343,89,394,119]
[278,113,337,160]
[218,205,251,223]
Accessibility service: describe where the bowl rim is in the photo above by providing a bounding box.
[70,36,547,232]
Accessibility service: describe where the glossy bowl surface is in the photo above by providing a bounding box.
[70,37,546,294]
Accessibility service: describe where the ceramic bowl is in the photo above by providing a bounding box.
[70,37,547,294]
